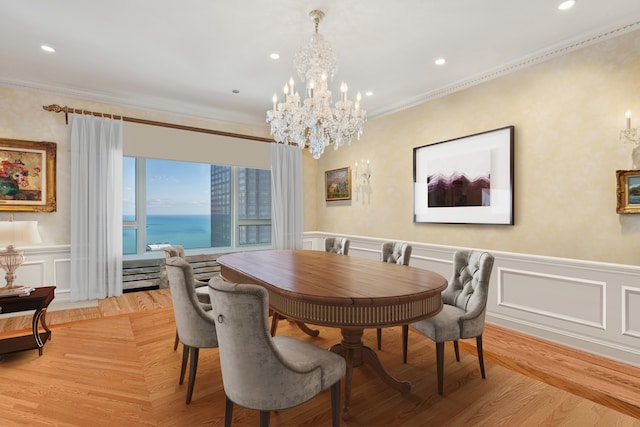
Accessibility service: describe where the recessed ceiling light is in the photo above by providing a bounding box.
[365,91,373,97]
[232,89,240,94]
[435,58,446,66]
[41,45,55,53]
[558,1,575,10]
[270,53,280,60]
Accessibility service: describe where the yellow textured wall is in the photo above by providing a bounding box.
[311,29,640,265]
[2,29,640,265]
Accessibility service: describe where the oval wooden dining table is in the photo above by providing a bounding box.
[217,249,448,420]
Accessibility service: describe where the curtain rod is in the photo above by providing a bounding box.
[42,104,275,143]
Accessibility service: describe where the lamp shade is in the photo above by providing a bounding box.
[0,221,42,246]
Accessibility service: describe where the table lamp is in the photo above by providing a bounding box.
[0,217,42,292]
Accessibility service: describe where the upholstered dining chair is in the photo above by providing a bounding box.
[164,245,212,351]
[325,237,350,255]
[166,256,218,404]
[209,276,346,427]
[402,250,494,395]
[377,241,412,349]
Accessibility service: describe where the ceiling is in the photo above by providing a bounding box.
[2,1,640,129]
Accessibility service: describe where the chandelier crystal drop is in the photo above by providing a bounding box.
[266,10,367,159]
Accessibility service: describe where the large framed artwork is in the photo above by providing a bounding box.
[0,138,57,212]
[325,167,352,201]
[616,169,640,214]
[413,126,514,224]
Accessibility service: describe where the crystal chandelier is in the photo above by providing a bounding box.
[266,10,367,159]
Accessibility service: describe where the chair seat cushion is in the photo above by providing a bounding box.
[410,304,464,342]
[273,336,346,391]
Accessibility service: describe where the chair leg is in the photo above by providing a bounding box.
[330,381,341,427]
[453,340,460,362]
[436,341,444,395]
[224,396,233,427]
[174,329,179,351]
[270,312,280,336]
[186,347,199,404]
[259,411,270,427]
[402,324,409,364]
[179,344,189,385]
[477,335,486,379]
[377,328,382,350]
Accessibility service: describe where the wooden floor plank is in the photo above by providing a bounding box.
[0,289,639,426]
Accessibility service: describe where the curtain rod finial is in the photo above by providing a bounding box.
[42,104,63,113]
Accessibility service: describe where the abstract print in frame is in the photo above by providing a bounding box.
[413,126,514,224]
[0,138,57,212]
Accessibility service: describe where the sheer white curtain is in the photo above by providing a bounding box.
[70,115,123,301]
[271,143,303,249]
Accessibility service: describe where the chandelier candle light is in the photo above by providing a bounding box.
[267,10,367,159]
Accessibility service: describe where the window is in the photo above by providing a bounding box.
[123,157,271,255]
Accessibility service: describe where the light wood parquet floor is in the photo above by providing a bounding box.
[0,289,639,426]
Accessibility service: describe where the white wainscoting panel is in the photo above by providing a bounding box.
[498,268,606,329]
[622,286,640,338]
[12,260,46,288]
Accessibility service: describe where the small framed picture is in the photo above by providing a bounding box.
[616,169,640,213]
[325,167,352,201]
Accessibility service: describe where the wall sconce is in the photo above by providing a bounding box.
[354,160,371,184]
[620,111,640,168]
[0,216,42,295]
[620,110,640,145]
[354,160,372,204]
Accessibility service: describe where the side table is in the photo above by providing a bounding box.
[0,286,56,356]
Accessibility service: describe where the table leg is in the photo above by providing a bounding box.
[32,308,49,356]
[330,328,411,420]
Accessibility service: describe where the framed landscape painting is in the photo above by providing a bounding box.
[0,138,57,212]
[325,167,352,201]
[413,126,514,224]
[616,169,640,213]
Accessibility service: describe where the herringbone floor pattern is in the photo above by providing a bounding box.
[0,289,639,426]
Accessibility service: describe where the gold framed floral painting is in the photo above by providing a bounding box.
[0,138,56,212]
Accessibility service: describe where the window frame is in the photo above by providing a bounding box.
[123,156,272,259]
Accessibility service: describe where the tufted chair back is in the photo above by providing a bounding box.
[442,250,494,337]
[209,276,345,426]
[381,241,412,265]
[325,237,350,255]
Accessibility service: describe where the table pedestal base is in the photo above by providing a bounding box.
[330,328,411,420]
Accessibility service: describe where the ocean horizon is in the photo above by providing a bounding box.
[123,214,213,254]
